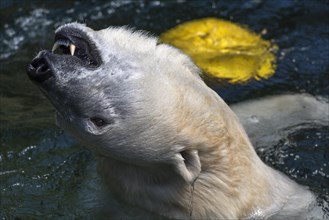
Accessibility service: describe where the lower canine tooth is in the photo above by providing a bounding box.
[52,42,59,53]
[70,44,76,56]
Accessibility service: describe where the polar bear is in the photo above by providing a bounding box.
[27,23,327,219]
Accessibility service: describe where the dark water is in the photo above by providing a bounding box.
[0,0,328,219]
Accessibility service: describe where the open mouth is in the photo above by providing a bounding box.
[27,27,102,83]
[52,28,101,67]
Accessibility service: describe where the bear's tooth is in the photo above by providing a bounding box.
[52,42,60,53]
[70,44,76,56]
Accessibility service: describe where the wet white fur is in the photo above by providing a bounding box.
[53,23,327,219]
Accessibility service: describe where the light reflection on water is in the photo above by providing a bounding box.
[0,0,328,218]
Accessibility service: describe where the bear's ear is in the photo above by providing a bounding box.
[174,150,201,184]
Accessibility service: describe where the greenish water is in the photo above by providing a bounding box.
[1,0,328,218]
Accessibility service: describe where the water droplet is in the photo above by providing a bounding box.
[247,115,259,123]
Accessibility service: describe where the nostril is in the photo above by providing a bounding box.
[27,55,53,83]
[31,57,48,70]
[36,63,49,73]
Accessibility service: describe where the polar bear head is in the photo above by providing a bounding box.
[27,22,231,185]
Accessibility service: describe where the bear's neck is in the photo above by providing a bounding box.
[96,128,316,219]
[96,156,192,218]
[95,141,291,219]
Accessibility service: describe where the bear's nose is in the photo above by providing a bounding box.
[27,52,53,83]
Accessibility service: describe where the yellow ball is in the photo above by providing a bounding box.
[160,18,278,83]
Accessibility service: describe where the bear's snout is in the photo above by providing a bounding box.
[27,51,53,83]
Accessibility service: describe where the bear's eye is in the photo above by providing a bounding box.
[90,117,107,127]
